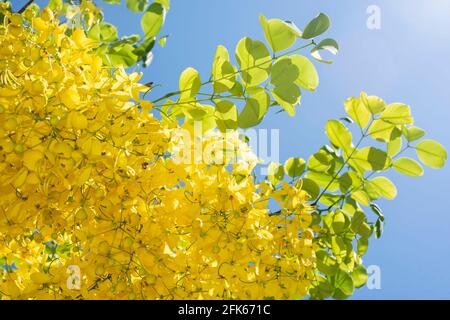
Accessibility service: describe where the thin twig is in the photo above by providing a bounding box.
[18,0,34,14]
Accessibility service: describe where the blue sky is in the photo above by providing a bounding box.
[16,0,450,299]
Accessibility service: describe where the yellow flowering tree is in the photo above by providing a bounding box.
[0,1,447,300]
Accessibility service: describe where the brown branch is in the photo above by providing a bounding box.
[17,0,34,14]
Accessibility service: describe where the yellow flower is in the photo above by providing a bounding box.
[0,5,319,300]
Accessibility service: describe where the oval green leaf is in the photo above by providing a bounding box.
[344,96,370,129]
[325,120,352,155]
[415,139,447,169]
[366,176,398,200]
[284,157,306,178]
[259,14,301,52]
[393,157,424,176]
[302,13,330,39]
[179,67,201,101]
[141,2,165,39]
[235,37,271,87]
[290,55,319,91]
[237,90,269,128]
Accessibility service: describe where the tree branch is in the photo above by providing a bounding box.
[18,0,34,14]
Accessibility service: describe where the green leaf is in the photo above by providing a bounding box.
[316,250,338,276]
[344,96,370,129]
[375,219,384,239]
[366,176,398,200]
[179,67,201,101]
[359,223,374,239]
[184,104,216,133]
[106,43,138,67]
[158,35,169,47]
[380,103,413,125]
[141,3,165,39]
[415,139,447,169]
[126,0,149,12]
[330,237,348,259]
[351,190,371,206]
[214,101,238,132]
[350,210,367,234]
[310,275,334,300]
[308,150,332,172]
[402,126,425,142]
[331,268,354,300]
[120,34,141,44]
[319,193,342,207]
[259,14,301,52]
[270,57,299,87]
[102,0,121,4]
[387,137,402,157]
[352,265,368,288]
[237,89,269,128]
[88,22,118,42]
[212,45,236,93]
[305,171,339,191]
[351,147,391,172]
[311,38,339,64]
[268,162,284,186]
[370,203,384,221]
[342,197,358,216]
[272,83,301,116]
[331,210,350,234]
[134,37,155,67]
[284,157,306,178]
[154,0,170,10]
[325,120,352,155]
[49,0,63,11]
[357,237,369,256]
[361,92,386,114]
[300,178,320,199]
[393,157,424,176]
[339,171,362,193]
[235,37,271,87]
[364,183,381,201]
[302,13,330,39]
[290,55,319,91]
[367,119,398,142]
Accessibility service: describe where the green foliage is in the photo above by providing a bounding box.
[293,91,446,299]
[95,0,169,67]
[149,11,337,131]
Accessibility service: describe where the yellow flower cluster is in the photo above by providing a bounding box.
[0,8,317,299]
